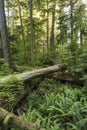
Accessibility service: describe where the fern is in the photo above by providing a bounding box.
[23,81,87,130]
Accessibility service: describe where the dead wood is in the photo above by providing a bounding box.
[0,107,41,130]
[0,65,66,111]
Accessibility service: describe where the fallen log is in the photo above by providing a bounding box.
[0,65,83,129]
[0,65,66,111]
[0,107,41,130]
[0,65,66,83]
[48,72,83,86]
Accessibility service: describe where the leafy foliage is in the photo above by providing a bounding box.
[20,79,87,130]
[0,77,24,108]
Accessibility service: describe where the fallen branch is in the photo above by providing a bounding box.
[0,107,41,130]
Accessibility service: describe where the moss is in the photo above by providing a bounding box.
[0,76,24,108]
[3,114,14,128]
[0,58,5,64]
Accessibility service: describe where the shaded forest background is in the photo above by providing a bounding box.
[0,0,87,72]
[0,0,87,130]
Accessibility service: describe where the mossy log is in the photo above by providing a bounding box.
[0,65,83,112]
[0,65,66,111]
[48,71,83,85]
[0,65,83,129]
[0,65,66,83]
[0,107,41,130]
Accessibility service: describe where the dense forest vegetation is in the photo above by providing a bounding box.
[0,0,87,130]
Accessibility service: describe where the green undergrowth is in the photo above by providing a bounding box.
[20,78,87,130]
[0,63,41,77]
[0,77,24,108]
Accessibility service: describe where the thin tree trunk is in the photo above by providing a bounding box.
[0,34,3,58]
[80,29,83,46]
[47,0,49,51]
[29,0,34,67]
[58,2,65,58]
[50,4,55,51]
[0,107,41,130]
[79,0,83,46]
[0,0,13,70]
[18,0,25,45]
[11,6,14,34]
[70,0,74,42]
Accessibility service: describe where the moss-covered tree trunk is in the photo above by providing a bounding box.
[0,65,66,111]
[0,107,41,130]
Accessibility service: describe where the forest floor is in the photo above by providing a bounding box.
[15,78,87,130]
[0,63,87,130]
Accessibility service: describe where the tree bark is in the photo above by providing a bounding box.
[50,3,55,51]
[46,0,49,51]
[0,34,4,58]
[0,65,66,83]
[0,12,3,58]
[0,107,41,130]
[11,5,15,34]
[28,0,34,67]
[0,65,66,111]
[48,72,83,86]
[0,0,13,70]
[70,0,74,42]
[18,0,25,45]
[0,64,84,113]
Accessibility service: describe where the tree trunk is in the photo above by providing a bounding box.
[11,5,15,34]
[48,72,83,86]
[6,0,10,26]
[46,0,49,51]
[80,29,83,46]
[70,0,74,42]
[58,2,65,59]
[18,0,25,45]
[0,65,66,111]
[0,65,66,83]
[0,0,13,70]
[29,0,34,67]
[0,65,84,111]
[50,4,55,51]
[0,33,4,58]
[0,107,41,130]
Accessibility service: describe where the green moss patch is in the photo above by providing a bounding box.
[0,76,24,109]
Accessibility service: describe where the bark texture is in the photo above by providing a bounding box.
[0,65,66,83]
[0,107,41,130]
[0,0,13,69]
[0,65,66,111]
[0,65,83,112]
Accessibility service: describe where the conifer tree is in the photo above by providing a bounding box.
[0,0,14,69]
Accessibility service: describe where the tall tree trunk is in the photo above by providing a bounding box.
[70,0,74,42]
[0,34,3,58]
[50,4,55,51]
[79,0,83,46]
[6,0,10,26]
[0,18,3,58]
[58,2,65,58]
[80,29,83,46]
[0,0,13,69]
[47,0,49,51]
[18,0,25,45]
[11,6,14,34]
[29,0,34,67]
